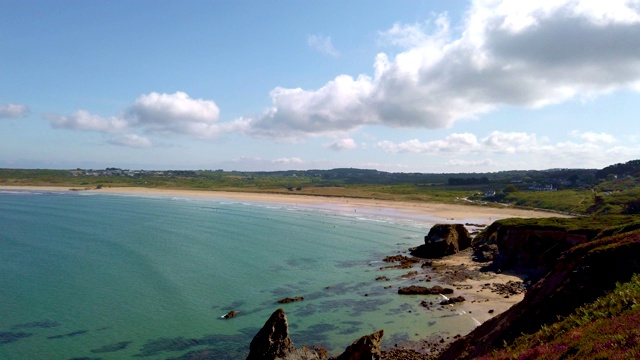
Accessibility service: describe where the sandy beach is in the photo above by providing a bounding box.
[0,185,564,222]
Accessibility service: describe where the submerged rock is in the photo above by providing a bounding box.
[277,296,304,304]
[222,311,239,319]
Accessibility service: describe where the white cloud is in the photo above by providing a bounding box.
[308,35,340,57]
[129,91,236,138]
[44,92,248,147]
[0,103,29,118]
[108,134,152,148]
[379,129,640,170]
[244,1,640,138]
[378,133,479,154]
[325,138,357,151]
[272,157,304,165]
[570,130,617,144]
[45,110,128,132]
[445,158,498,167]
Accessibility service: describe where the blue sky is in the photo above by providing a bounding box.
[1,0,639,172]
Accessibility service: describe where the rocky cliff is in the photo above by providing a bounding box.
[438,221,640,359]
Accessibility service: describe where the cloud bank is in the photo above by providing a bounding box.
[245,0,640,139]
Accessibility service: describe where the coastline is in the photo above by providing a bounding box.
[0,185,565,222]
[1,185,561,358]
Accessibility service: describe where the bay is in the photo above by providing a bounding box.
[0,191,476,359]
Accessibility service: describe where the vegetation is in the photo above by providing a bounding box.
[2,159,640,215]
[480,274,640,360]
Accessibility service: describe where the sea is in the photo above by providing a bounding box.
[0,190,483,359]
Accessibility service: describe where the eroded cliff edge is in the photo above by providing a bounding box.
[438,216,640,359]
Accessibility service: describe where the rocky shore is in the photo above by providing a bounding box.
[244,222,529,359]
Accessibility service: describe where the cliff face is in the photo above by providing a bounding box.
[472,222,601,279]
[439,225,640,360]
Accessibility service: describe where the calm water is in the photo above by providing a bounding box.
[0,191,479,359]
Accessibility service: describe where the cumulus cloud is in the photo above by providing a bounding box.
[244,0,640,138]
[128,91,226,137]
[0,103,29,118]
[44,92,247,147]
[45,110,128,132]
[325,138,357,151]
[308,35,340,57]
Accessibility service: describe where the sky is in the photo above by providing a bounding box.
[1,0,640,173]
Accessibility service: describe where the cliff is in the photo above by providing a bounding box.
[438,218,640,359]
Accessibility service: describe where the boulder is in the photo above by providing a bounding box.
[411,224,472,258]
[331,330,383,360]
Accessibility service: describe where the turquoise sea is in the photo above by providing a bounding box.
[0,190,481,359]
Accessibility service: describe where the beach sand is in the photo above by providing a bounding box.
[0,185,565,222]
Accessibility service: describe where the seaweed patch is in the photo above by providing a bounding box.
[90,341,132,353]
[47,330,89,339]
[0,331,33,344]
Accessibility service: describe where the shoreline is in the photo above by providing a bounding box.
[1,185,559,359]
[0,185,566,222]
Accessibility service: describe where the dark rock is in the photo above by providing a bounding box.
[439,296,465,306]
[277,296,304,304]
[398,285,454,295]
[331,330,383,360]
[411,224,472,258]
[247,309,294,360]
[382,255,421,269]
[223,311,239,319]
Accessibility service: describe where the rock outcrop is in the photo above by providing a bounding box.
[411,224,471,258]
[438,227,640,360]
[247,309,384,360]
[397,285,454,295]
[331,329,383,360]
[471,221,596,279]
[247,308,295,360]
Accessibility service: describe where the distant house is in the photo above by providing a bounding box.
[529,183,555,191]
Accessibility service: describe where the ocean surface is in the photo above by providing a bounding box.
[0,190,481,359]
